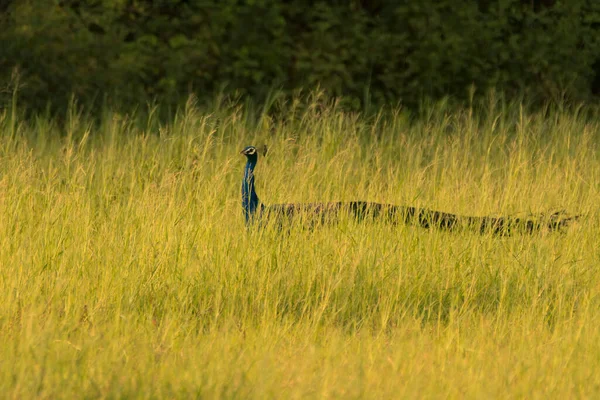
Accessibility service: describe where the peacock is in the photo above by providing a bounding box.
[240,145,579,234]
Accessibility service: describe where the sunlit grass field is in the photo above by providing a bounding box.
[1,96,599,398]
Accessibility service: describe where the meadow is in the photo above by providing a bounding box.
[1,96,599,398]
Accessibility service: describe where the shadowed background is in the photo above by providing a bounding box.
[2,0,600,114]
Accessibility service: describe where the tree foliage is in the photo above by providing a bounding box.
[2,0,600,112]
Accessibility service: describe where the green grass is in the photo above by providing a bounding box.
[1,97,599,398]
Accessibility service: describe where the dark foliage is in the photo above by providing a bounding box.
[1,0,600,113]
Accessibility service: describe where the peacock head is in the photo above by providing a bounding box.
[240,146,258,160]
[240,145,263,163]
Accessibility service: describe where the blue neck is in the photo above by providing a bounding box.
[242,158,260,223]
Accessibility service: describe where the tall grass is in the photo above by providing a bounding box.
[1,96,599,398]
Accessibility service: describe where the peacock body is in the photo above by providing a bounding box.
[240,145,578,234]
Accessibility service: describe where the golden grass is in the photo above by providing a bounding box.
[0,97,599,398]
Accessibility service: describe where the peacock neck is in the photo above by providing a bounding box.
[242,158,260,223]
